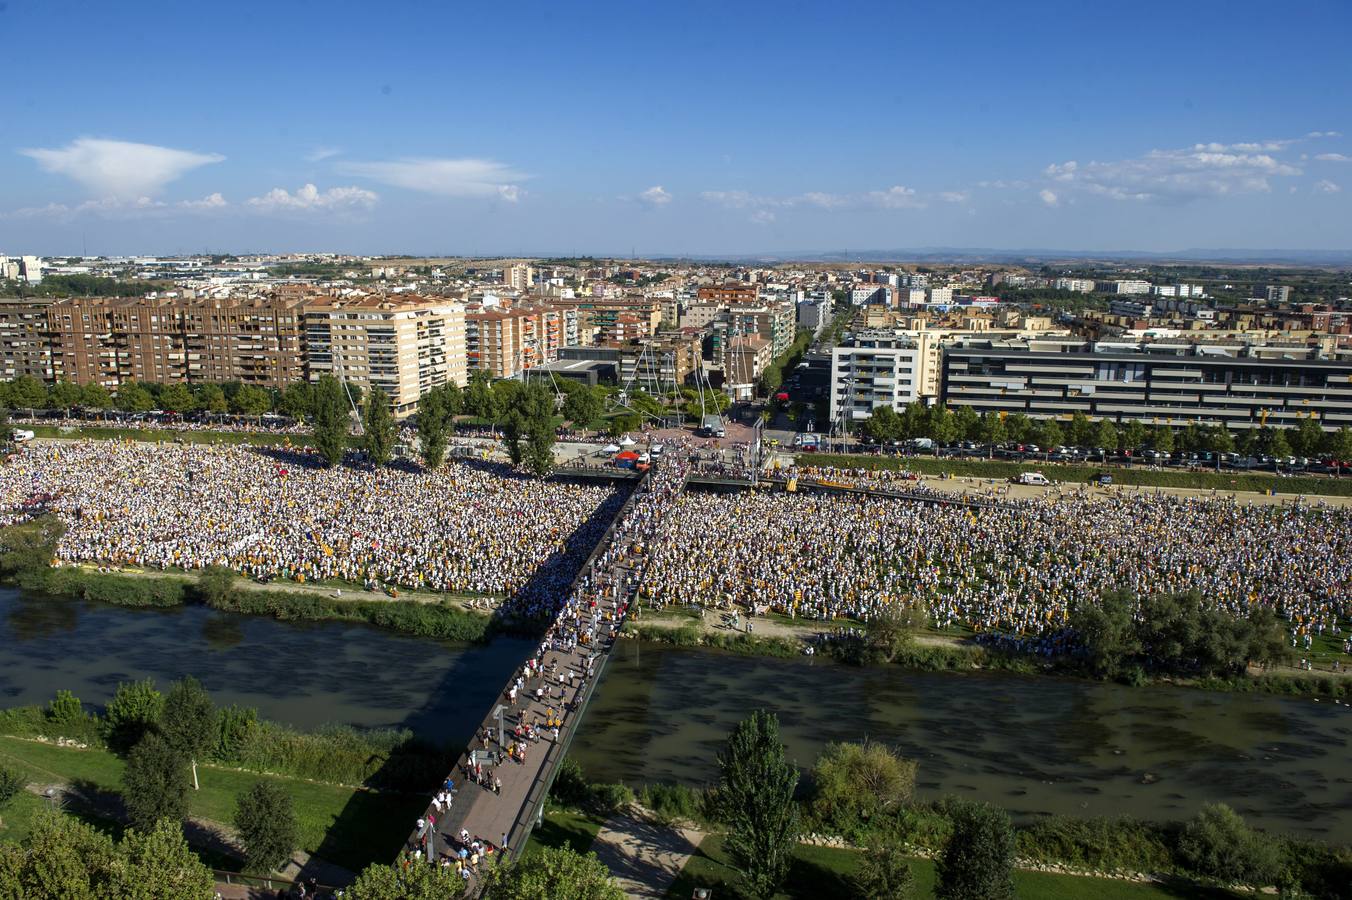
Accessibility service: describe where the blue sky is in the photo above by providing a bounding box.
[2,0,1350,257]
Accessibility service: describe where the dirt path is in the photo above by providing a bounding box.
[590,812,705,900]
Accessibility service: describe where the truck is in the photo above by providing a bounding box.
[700,415,726,438]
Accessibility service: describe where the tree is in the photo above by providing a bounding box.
[312,375,349,467]
[195,383,228,415]
[113,817,217,898]
[278,381,315,421]
[1291,416,1325,457]
[123,732,190,831]
[852,841,914,900]
[0,765,22,827]
[811,741,917,842]
[478,845,626,900]
[80,382,114,411]
[158,382,196,413]
[864,602,926,663]
[1005,412,1032,443]
[935,800,1015,900]
[711,710,800,899]
[927,404,958,444]
[103,679,165,755]
[978,411,1006,447]
[1325,425,1352,463]
[1178,804,1282,887]
[1152,424,1175,453]
[562,386,604,431]
[953,405,981,441]
[1066,411,1093,447]
[10,374,48,409]
[1262,427,1292,458]
[49,379,83,414]
[1036,417,1063,450]
[362,387,397,466]
[0,513,66,585]
[346,853,469,899]
[115,380,154,413]
[417,387,452,470]
[861,405,902,443]
[1121,419,1147,452]
[231,385,271,416]
[1094,417,1119,450]
[160,676,217,791]
[234,781,298,874]
[464,371,500,421]
[1070,589,1140,679]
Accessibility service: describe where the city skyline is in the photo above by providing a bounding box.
[2,0,1350,256]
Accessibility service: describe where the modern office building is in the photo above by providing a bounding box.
[942,337,1352,431]
[828,330,922,421]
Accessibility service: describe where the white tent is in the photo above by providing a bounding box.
[619,436,637,447]
[602,444,622,454]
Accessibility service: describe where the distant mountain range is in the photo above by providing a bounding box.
[652,247,1352,266]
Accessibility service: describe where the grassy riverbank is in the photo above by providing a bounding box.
[24,423,309,446]
[0,733,421,873]
[799,452,1352,497]
[622,614,1351,699]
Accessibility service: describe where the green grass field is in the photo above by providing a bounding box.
[799,452,1352,497]
[26,424,302,446]
[522,807,606,858]
[666,834,1242,900]
[0,733,423,873]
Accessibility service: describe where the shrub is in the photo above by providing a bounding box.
[0,764,23,812]
[935,800,1015,900]
[550,758,591,807]
[1016,816,1174,873]
[123,732,190,831]
[587,782,635,816]
[810,741,917,842]
[853,841,915,900]
[46,689,84,725]
[638,783,705,825]
[195,565,237,606]
[1178,803,1282,887]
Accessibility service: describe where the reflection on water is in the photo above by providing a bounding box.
[569,640,1352,842]
[0,588,529,746]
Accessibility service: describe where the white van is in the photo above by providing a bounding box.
[1011,471,1050,486]
[10,429,34,443]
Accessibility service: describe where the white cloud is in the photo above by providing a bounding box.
[1315,153,1351,162]
[749,210,776,225]
[246,183,378,212]
[1039,189,1059,207]
[1043,142,1304,202]
[1314,179,1342,194]
[702,185,925,211]
[336,156,525,200]
[19,137,224,199]
[940,191,970,203]
[305,146,343,162]
[2,194,231,220]
[976,179,1028,190]
[638,185,672,207]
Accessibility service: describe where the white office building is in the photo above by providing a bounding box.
[829,330,922,422]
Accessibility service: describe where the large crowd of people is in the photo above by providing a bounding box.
[0,441,623,611]
[636,487,1352,642]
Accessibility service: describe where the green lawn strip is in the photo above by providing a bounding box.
[26,424,371,449]
[522,807,607,857]
[666,834,1242,900]
[0,734,420,873]
[798,452,1352,497]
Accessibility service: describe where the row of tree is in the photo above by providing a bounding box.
[0,373,365,420]
[859,401,1352,460]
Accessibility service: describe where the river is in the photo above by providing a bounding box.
[0,587,530,746]
[569,640,1352,842]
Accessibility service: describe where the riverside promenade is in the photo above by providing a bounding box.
[400,453,691,886]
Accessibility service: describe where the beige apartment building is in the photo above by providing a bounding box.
[0,297,55,380]
[303,296,467,416]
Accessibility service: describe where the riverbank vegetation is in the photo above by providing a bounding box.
[566,715,1350,899]
[799,451,1352,497]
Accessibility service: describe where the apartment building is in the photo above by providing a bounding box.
[829,330,922,421]
[942,337,1352,431]
[1054,278,1097,293]
[0,298,55,380]
[45,296,307,389]
[503,264,535,291]
[618,332,701,394]
[303,296,466,416]
[724,334,773,401]
[697,283,760,305]
[797,299,831,336]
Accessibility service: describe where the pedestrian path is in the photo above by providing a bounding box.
[589,812,706,900]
